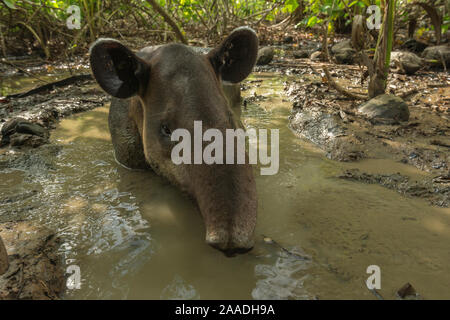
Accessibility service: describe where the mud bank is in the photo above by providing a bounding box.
[0,69,101,299]
[339,169,449,207]
[0,221,64,299]
[267,50,450,207]
[0,72,105,149]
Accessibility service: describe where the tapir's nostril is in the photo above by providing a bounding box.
[206,231,254,256]
[205,232,228,251]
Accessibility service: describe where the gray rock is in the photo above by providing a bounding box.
[9,133,47,148]
[1,117,27,136]
[331,39,353,54]
[0,235,8,275]
[0,118,48,147]
[16,122,47,137]
[335,48,356,64]
[400,39,428,54]
[422,45,450,68]
[310,51,322,60]
[256,47,275,65]
[390,51,423,75]
[293,50,309,59]
[358,94,409,124]
[331,39,356,64]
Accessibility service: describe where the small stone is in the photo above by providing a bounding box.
[390,51,423,75]
[331,39,356,64]
[422,45,450,68]
[397,282,417,298]
[256,47,275,65]
[310,51,322,60]
[293,50,309,59]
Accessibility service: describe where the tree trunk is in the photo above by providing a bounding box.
[369,0,396,98]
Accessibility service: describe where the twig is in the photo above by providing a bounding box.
[0,59,49,84]
[262,235,310,261]
[365,281,384,300]
[323,66,367,100]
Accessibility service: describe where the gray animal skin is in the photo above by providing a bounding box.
[90,27,259,256]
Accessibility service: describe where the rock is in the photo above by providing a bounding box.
[390,51,423,75]
[335,48,356,64]
[310,51,322,60]
[284,36,294,44]
[400,39,428,54]
[397,282,417,298]
[1,117,27,137]
[0,236,8,275]
[331,39,356,64]
[256,47,275,65]
[16,121,47,137]
[293,50,309,59]
[422,44,450,68]
[331,39,353,53]
[9,133,48,148]
[0,118,49,147]
[358,94,409,124]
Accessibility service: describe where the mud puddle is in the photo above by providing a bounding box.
[0,73,449,299]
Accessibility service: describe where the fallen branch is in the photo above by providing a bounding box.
[323,66,367,100]
[6,74,93,99]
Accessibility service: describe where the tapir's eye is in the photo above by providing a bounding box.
[160,124,171,137]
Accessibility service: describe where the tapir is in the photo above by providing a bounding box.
[89,27,258,256]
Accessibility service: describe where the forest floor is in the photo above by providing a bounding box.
[0,26,449,299]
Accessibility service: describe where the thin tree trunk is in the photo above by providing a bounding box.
[369,0,396,98]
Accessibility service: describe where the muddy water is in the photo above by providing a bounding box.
[1,73,450,299]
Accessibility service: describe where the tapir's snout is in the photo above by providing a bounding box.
[194,163,257,257]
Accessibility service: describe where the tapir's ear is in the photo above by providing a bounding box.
[89,39,149,98]
[207,27,258,83]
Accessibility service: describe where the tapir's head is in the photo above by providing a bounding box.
[89,27,258,256]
